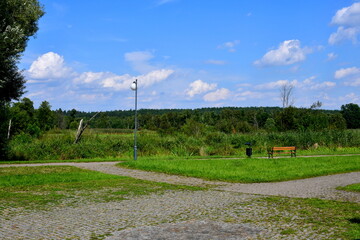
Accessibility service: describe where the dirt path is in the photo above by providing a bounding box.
[1,161,359,202]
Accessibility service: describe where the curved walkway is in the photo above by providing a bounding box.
[1,161,360,202]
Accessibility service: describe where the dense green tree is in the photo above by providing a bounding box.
[0,0,44,101]
[0,0,44,158]
[37,101,54,131]
[9,97,38,135]
[264,118,277,132]
[341,103,360,129]
[328,113,346,130]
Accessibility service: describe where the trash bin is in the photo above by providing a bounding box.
[245,142,252,157]
[246,147,252,157]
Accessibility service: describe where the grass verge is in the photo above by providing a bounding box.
[118,155,360,182]
[338,183,360,193]
[0,166,202,210]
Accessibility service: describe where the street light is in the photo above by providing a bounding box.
[130,79,138,160]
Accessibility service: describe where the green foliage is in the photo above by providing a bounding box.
[37,101,54,131]
[341,103,360,129]
[0,0,44,102]
[264,117,277,132]
[5,128,360,161]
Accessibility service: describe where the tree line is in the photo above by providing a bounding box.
[6,97,360,138]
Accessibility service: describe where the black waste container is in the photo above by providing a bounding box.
[246,147,252,157]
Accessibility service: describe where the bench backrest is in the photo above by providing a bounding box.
[272,146,296,151]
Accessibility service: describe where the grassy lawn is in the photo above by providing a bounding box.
[0,166,201,210]
[338,183,360,193]
[118,155,360,182]
[243,197,360,240]
[0,157,123,164]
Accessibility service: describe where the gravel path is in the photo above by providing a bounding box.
[1,161,359,239]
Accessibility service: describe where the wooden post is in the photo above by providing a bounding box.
[74,119,83,144]
[73,112,100,144]
[7,119,11,139]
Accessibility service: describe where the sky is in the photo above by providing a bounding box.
[19,0,360,111]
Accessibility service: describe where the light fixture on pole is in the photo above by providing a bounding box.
[130,79,138,160]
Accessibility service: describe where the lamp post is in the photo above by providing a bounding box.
[130,79,138,160]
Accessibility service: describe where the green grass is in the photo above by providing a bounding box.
[247,197,360,240]
[0,157,125,164]
[0,166,202,210]
[118,155,360,182]
[338,183,360,193]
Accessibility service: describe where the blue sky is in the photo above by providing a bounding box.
[20,0,360,111]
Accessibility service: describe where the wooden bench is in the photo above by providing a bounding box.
[268,146,296,158]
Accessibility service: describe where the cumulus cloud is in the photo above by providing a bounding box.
[203,88,230,102]
[27,52,74,79]
[334,67,360,79]
[328,26,359,45]
[218,40,240,52]
[124,51,155,73]
[331,2,360,26]
[75,69,174,91]
[329,2,360,45]
[185,80,217,97]
[254,40,310,67]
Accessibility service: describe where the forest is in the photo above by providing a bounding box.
[5,97,360,136]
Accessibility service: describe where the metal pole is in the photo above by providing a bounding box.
[134,79,138,160]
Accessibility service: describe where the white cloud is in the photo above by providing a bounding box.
[124,51,155,73]
[329,3,360,45]
[205,59,227,65]
[331,2,360,26]
[328,26,359,45]
[185,80,217,97]
[255,80,297,90]
[254,40,309,66]
[310,81,336,90]
[344,78,360,86]
[74,72,111,84]
[334,67,360,79]
[254,77,335,91]
[75,69,174,91]
[27,52,74,79]
[327,52,337,61]
[203,88,230,102]
[296,76,336,90]
[218,40,240,52]
[340,92,360,102]
[235,91,262,101]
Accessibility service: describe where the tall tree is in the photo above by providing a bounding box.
[37,101,54,131]
[341,103,360,129]
[0,0,44,101]
[0,0,44,159]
